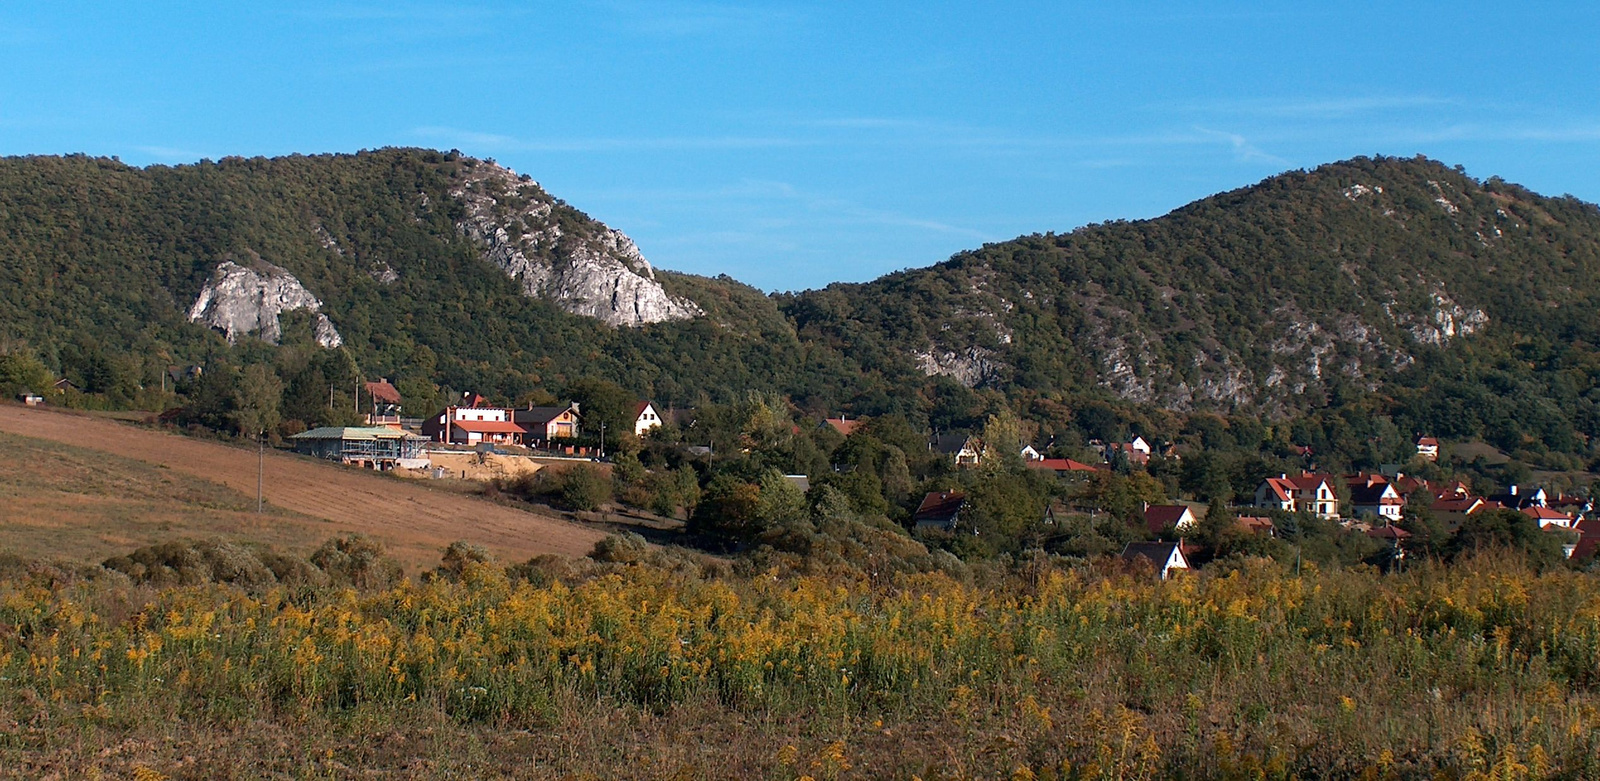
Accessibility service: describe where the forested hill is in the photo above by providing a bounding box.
[5,150,1600,463]
[0,149,802,409]
[787,156,1600,417]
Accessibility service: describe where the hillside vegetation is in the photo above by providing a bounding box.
[4,151,1600,467]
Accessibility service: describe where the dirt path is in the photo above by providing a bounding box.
[0,405,605,567]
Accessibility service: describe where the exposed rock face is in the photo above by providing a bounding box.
[915,347,1002,388]
[449,161,701,327]
[188,260,343,348]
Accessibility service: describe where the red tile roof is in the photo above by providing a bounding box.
[825,417,863,436]
[1144,504,1193,534]
[1029,458,1104,473]
[1431,497,1484,514]
[1237,516,1275,534]
[365,380,402,405]
[1262,477,1294,502]
[1523,506,1573,523]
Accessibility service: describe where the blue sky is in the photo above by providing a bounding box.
[2,2,1597,291]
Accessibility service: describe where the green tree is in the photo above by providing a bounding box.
[561,465,612,511]
[232,363,283,439]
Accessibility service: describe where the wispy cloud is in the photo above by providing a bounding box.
[1194,127,1289,165]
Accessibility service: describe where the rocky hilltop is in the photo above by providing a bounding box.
[448,161,701,327]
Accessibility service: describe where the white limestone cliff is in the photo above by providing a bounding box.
[449,161,701,327]
[188,259,343,348]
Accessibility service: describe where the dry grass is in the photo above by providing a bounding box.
[2,552,1597,779]
[0,431,324,564]
[0,405,606,570]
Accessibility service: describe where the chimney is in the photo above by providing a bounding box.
[1511,485,1519,496]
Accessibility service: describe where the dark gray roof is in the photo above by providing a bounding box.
[514,405,578,425]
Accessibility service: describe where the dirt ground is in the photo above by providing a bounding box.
[424,450,542,482]
[0,405,605,569]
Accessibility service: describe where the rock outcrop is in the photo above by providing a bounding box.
[188,259,343,348]
[449,161,701,327]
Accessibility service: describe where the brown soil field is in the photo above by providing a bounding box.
[0,404,605,569]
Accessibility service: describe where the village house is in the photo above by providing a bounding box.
[1143,504,1198,536]
[1020,444,1044,462]
[1027,457,1104,479]
[632,401,663,437]
[1254,472,1339,518]
[824,416,863,437]
[1488,485,1548,511]
[290,426,429,470]
[1429,495,1496,528]
[913,490,968,533]
[1365,523,1412,558]
[1415,436,1440,461]
[364,379,403,427]
[1347,474,1404,521]
[934,434,982,467]
[421,395,522,445]
[1523,505,1576,529]
[16,392,43,406]
[1120,541,1190,580]
[1106,436,1152,466]
[1236,515,1276,536]
[514,403,582,447]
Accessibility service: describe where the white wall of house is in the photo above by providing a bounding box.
[634,403,662,437]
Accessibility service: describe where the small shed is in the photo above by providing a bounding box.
[16,392,44,407]
[290,427,429,470]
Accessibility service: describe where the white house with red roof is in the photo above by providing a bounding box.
[422,397,522,445]
[1143,504,1198,535]
[1347,474,1404,521]
[633,401,663,437]
[1523,505,1576,529]
[1254,472,1339,518]
[1415,436,1440,461]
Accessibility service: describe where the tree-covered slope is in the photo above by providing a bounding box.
[787,156,1600,418]
[5,150,1600,463]
[0,149,801,407]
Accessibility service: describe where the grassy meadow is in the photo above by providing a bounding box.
[0,541,1597,779]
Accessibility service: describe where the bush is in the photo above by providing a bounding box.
[310,534,403,590]
[561,464,612,511]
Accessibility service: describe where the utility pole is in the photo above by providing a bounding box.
[598,421,606,460]
[257,430,264,513]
